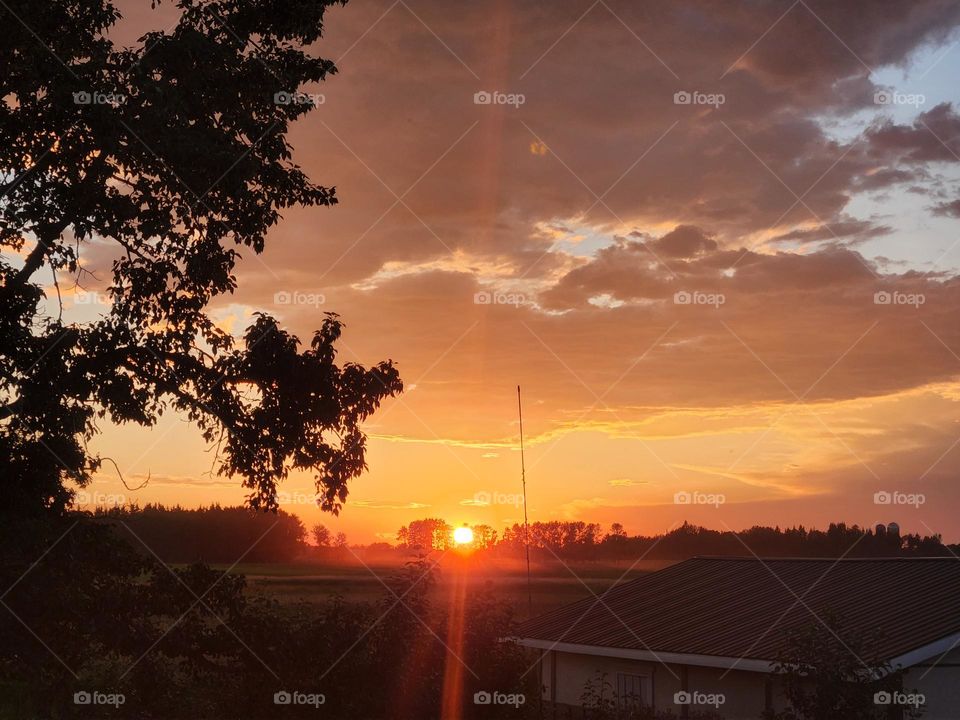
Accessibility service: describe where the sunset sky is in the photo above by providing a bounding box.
[63,0,960,543]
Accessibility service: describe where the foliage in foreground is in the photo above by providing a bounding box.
[764,613,924,720]
[1,0,401,521]
[579,672,723,719]
[0,518,533,719]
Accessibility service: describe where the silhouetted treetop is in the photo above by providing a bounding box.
[0,0,400,516]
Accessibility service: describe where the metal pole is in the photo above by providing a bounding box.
[518,385,532,615]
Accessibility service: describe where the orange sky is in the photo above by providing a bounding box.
[61,0,960,543]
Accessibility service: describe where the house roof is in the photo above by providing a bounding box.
[515,557,960,671]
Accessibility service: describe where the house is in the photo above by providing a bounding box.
[515,557,960,719]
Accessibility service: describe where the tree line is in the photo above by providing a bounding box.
[81,508,954,564]
[92,504,310,563]
[396,518,955,560]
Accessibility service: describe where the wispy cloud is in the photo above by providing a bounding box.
[351,500,432,510]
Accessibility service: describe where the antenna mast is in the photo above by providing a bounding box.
[518,385,532,614]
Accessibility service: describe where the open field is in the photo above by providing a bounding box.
[211,557,672,620]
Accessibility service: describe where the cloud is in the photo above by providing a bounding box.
[459,498,489,507]
[866,103,960,164]
[351,500,432,510]
[608,478,645,487]
[120,474,238,489]
[769,217,893,246]
[643,225,719,258]
[199,0,960,299]
[932,198,960,218]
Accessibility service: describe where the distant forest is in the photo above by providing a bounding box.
[92,505,308,563]
[89,506,956,563]
[398,518,956,560]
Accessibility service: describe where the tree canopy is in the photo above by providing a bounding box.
[0,0,401,518]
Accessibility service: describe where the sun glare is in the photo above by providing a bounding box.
[453,526,474,545]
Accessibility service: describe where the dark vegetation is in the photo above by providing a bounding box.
[78,506,955,566]
[0,520,533,719]
[92,504,308,563]
[398,518,955,560]
[0,0,423,717]
[1,0,400,521]
[763,613,923,720]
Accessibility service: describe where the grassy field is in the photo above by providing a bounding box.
[212,556,670,620]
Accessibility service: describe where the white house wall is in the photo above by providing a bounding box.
[542,649,960,720]
[903,647,960,720]
[541,651,783,719]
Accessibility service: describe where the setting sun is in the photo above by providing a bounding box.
[452,526,474,545]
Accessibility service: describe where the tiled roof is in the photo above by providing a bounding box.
[516,557,960,665]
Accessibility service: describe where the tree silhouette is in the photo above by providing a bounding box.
[766,613,923,720]
[398,518,453,550]
[0,0,401,518]
[312,522,332,548]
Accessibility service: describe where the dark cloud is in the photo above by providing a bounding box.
[931,197,960,218]
[866,103,960,164]
[770,217,893,245]
[176,0,960,291]
[647,225,719,258]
